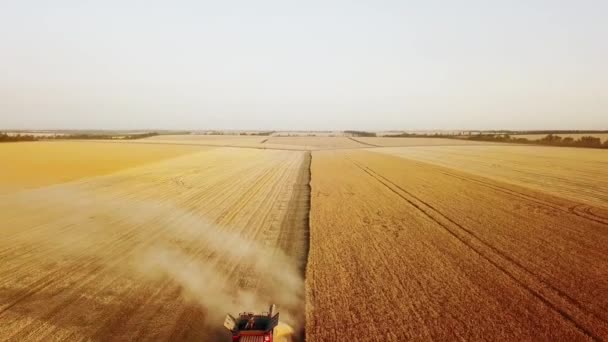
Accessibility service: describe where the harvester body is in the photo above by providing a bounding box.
[224,304,279,342]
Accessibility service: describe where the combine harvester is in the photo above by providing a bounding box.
[224,304,280,342]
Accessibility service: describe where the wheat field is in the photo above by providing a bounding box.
[0,145,309,341]
[373,144,608,207]
[350,136,491,147]
[1,138,607,341]
[307,149,608,341]
[0,141,205,194]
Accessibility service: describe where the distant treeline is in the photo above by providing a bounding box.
[345,130,377,137]
[198,131,274,136]
[49,132,160,140]
[0,133,38,142]
[239,131,275,136]
[380,132,608,149]
[0,132,160,142]
[474,130,608,135]
[465,134,608,149]
[385,132,439,138]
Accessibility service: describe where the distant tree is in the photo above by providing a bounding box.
[540,134,562,144]
[576,136,602,147]
[562,137,575,145]
[122,132,159,140]
[344,130,376,137]
[0,132,36,142]
[460,132,606,149]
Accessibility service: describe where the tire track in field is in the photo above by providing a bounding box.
[353,156,608,324]
[346,136,380,147]
[347,157,608,340]
[402,158,608,227]
[569,204,608,225]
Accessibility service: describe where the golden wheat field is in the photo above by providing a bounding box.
[350,136,492,147]
[144,134,271,148]
[373,145,608,207]
[0,141,205,194]
[142,134,369,150]
[307,149,608,341]
[265,136,366,149]
[0,143,310,341]
[1,138,607,341]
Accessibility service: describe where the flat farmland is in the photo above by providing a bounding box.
[142,135,370,150]
[2,137,607,341]
[307,149,608,341]
[0,146,310,341]
[142,134,307,150]
[0,141,205,194]
[145,134,268,146]
[266,136,366,149]
[374,145,608,207]
[351,136,494,147]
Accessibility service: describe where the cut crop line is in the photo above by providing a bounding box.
[347,157,606,340]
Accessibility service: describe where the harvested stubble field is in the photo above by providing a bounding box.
[350,136,494,147]
[0,143,310,341]
[0,141,204,194]
[1,138,607,341]
[266,137,366,150]
[142,134,369,150]
[307,149,608,341]
[145,134,269,147]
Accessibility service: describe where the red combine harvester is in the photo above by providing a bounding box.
[224,304,280,342]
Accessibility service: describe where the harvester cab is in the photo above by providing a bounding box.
[224,304,279,342]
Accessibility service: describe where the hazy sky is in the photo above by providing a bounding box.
[1,1,607,130]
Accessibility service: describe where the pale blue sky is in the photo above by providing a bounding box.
[1,1,606,130]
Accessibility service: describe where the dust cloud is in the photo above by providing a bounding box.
[8,184,304,338]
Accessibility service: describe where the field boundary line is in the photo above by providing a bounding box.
[346,137,381,147]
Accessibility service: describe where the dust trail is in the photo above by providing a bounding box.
[7,184,304,336]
